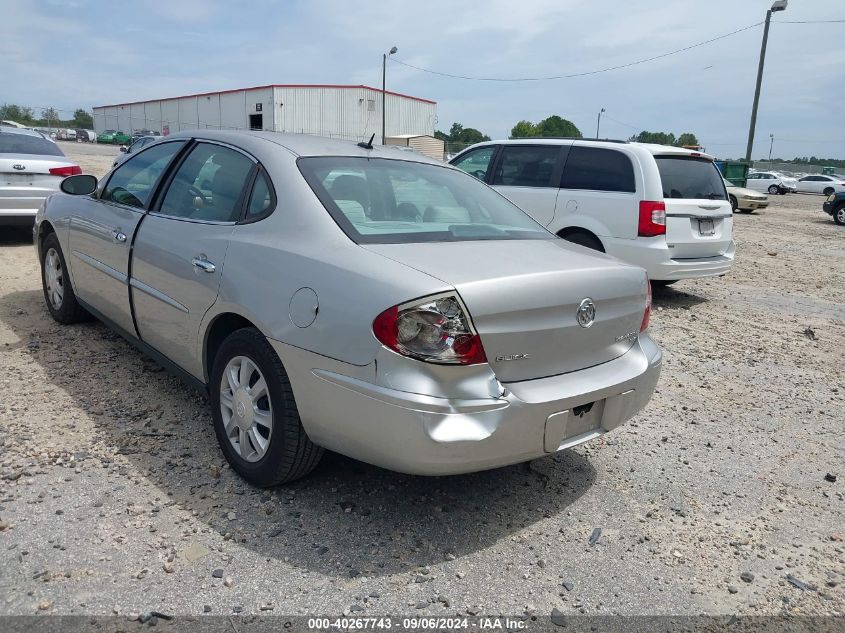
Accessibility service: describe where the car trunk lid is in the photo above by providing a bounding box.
[364,239,648,382]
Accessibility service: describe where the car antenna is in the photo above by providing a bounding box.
[357,133,376,150]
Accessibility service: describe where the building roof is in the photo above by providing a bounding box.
[94,84,436,110]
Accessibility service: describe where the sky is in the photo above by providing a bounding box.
[2,0,844,160]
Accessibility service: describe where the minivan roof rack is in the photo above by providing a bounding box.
[519,136,629,144]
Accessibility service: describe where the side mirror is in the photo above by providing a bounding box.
[119,145,128,153]
[60,174,98,195]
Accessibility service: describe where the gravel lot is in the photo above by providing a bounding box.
[0,143,843,619]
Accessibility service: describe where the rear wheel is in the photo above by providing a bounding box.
[834,204,845,226]
[768,185,779,195]
[40,233,89,324]
[823,187,835,196]
[561,230,604,252]
[210,328,322,487]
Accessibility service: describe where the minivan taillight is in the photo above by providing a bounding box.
[49,166,82,176]
[373,294,487,365]
[638,201,666,237]
[641,278,652,332]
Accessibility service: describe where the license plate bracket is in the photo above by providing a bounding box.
[698,219,715,236]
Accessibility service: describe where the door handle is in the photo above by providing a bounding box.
[112,230,127,243]
[191,257,216,273]
[698,205,720,210]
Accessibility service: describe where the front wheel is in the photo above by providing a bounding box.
[40,233,89,324]
[834,205,845,226]
[823,187,835,196]
[210,328,323,487]
[768,185,780,195]
[729,195,738,212]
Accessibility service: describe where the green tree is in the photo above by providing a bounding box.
[72,109,93,129]
[536,115,582,138]
[630,131,677,145]
[510,120,538,138]
[0,103,34,124]
[676,132,699,147]
[41,107,60,126]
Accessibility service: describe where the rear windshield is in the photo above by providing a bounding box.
[0,134,64,156]
[299,156,552,244]
[655,156,726,200]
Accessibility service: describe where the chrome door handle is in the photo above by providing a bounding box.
[191,257,216,273]
[112,230,127,243]
[698,205,720,210]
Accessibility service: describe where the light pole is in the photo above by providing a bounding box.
[596,108,605,138]
[745,0,787,163]
[382,46,398,145]
[768,133,775,165]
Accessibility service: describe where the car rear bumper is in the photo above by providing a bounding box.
[272,335,662,476]
[604,237,735,281]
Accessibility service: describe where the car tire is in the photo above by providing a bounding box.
[210,328,323,487]
[729,195,738,212]
[768,185,780,195]
[834,204,845,226]
[561,230,604,253]
[40,233,89,324]
[823,187,835,196]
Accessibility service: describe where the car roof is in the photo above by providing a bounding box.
[163,129,446,164]
[453,138,715,160]
[0,126,52,140]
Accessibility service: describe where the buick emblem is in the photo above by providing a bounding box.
[12,164,25,170]
[576,298,596,328]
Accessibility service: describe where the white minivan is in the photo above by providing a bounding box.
[450,139,735,284]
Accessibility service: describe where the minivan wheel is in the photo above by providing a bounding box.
[561,230,604,252]
[40,233,89,324]
[823,187,835,196]
[768,185,779,195]
[210,328,322,487]
[834,205,845,226]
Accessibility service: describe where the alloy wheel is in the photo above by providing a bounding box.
[219,355,273,462]
[44,248,64,310]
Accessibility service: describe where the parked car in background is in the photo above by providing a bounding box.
[0,127,81,226]
[113,135,163,167]
[450,139,734,285]
[75,129,96,143]
[724,179,768,213]
[97,129,131,144]
[746,171,797,195]
[33,130,661,485]
[823,191,845,225]
[796,174,845,196]
[54,129,77,141]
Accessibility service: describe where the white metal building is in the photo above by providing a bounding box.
[92,84,436,144]
[385,134,445,160]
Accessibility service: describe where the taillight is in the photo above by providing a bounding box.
[641,278,652,332]
[49,166,82,176]
[372,293,487,365]
[638,201,666,237]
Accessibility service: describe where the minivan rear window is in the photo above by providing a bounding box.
[0,134,64,156]
[655,156,726,200]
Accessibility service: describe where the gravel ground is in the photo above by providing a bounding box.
[0,145,843,619]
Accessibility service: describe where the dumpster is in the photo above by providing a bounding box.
[720,161,750,187]
[822,166,835,175]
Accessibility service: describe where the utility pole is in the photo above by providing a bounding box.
[382,46,398,145]
[769,134,775,165]
[596,108,605,138]
[745,0,787,163]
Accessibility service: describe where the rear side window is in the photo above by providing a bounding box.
[0,134,64,156]
[655,156,726,200]
[492,145,560,188]
[246,171,274,218]
[561,146,635,193]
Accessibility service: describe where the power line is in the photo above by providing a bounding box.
[772,19,845,23]
[390,22,763,82]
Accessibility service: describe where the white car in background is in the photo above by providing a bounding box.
[795,174,845,196]
[746,171,797,195]
[450,140,734,285]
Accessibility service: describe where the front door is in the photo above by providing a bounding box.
[66,141,185,334]
[130,141,256,378]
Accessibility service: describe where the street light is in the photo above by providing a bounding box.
[382,46,398,145]
[769,133,775,164]
[596,108,605,138]
[744,0,787,163]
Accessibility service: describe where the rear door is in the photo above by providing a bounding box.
[488,144,565,226]
[130,140,255,378]
[66,140,185,334]
[655,155,733,259]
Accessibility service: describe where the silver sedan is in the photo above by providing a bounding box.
[34,131,661,486]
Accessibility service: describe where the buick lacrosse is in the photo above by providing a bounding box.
[35,131,661,486]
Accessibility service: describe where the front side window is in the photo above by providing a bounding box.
[561,146,635,193]
[492,145,560,188]
[158,143,254,222]
[655,156,727,200]
[102,141,184,208]
[299,157,551,245]
[451,146,496,181]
